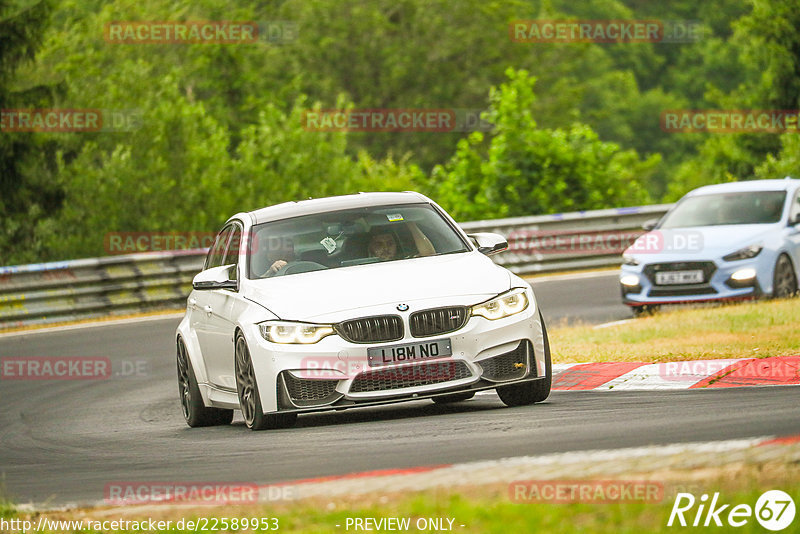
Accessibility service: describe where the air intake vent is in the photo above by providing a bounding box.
[349,360,472,393]
[479,341,532,382]
[336,315,404,343]
[280,372,342,407]
[409,307,468,337]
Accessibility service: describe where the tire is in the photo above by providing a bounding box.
[234,333,297,431]
[431,391,476,404]
[772,254,798,298]
[496,310,552,407]
[177,338,233,427]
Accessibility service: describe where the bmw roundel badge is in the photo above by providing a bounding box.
[396,303,409,311]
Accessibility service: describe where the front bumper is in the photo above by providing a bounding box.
[245,294,546,413]
[620,258,764,306]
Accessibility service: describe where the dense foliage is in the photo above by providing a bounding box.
[2,0,799,264]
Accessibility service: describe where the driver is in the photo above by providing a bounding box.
[761,195,784,222]
[368,231,399,261]
[266,238,295,276]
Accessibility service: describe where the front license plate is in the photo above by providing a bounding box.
[655,270,704,285]
[368,339,452,367]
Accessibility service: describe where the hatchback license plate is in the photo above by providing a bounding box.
[655,270,704,285]
[368,339,452,367]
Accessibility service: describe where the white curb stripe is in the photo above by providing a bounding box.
[552,363,582,374]
[599,358,747,390]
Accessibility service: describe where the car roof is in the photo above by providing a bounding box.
[245,191,432,225]
[687,177,800,197]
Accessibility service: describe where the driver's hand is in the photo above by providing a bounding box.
[268,260,287,274]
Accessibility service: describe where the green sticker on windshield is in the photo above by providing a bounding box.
[386,213,404,222]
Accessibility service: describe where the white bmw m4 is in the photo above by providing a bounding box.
[176,192,551,430]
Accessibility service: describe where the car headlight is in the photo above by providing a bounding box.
[723,244,763,262]
[730,268,757,281]
[259,321,335,344]
[620,274,641,287]
[622,254,639,266]
[471,288,530,320]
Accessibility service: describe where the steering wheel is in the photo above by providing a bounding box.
[272,260,328,276]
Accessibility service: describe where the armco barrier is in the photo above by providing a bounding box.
[461,204,672,274]
[0,252,205,330]
[0,204,672,329]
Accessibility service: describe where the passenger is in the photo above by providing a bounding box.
[408,221,436,256]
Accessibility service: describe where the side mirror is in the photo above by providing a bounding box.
[468,232,508,256]
[192,264,238,291]
[791,213,800,226]
[642,218,660,231]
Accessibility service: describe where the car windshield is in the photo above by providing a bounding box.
[659,191,787,229]
[248,203,471,278]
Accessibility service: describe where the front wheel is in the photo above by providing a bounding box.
[177,338,233,427]
[496,310,552,407]
[235,333,297,431]
[773,254,798,298]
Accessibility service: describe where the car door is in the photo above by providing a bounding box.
[192,224,239,390]
[191,224,231,349]
[202,224,243,390]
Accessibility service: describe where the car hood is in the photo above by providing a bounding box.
[624,224,777,260]
[242,252,511,321]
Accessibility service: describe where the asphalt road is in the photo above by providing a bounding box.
[528,271,631,325]
[1,272,797,507]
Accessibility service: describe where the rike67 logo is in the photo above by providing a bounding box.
[668,490,795,530]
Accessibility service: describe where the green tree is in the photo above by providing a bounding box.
[1,0,786,263]
[663,0,800,199]
[433,69,657,220]
[37,87,427,260]
[37,77,235,259]
[0,0,60,265]
[755,134,800,180]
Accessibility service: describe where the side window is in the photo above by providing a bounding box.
[790,191,800,225]
[205,226,233,270]
[222,225,242,270]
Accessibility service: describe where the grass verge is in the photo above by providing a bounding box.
[3,460,798,533]
[551,298,800,363]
